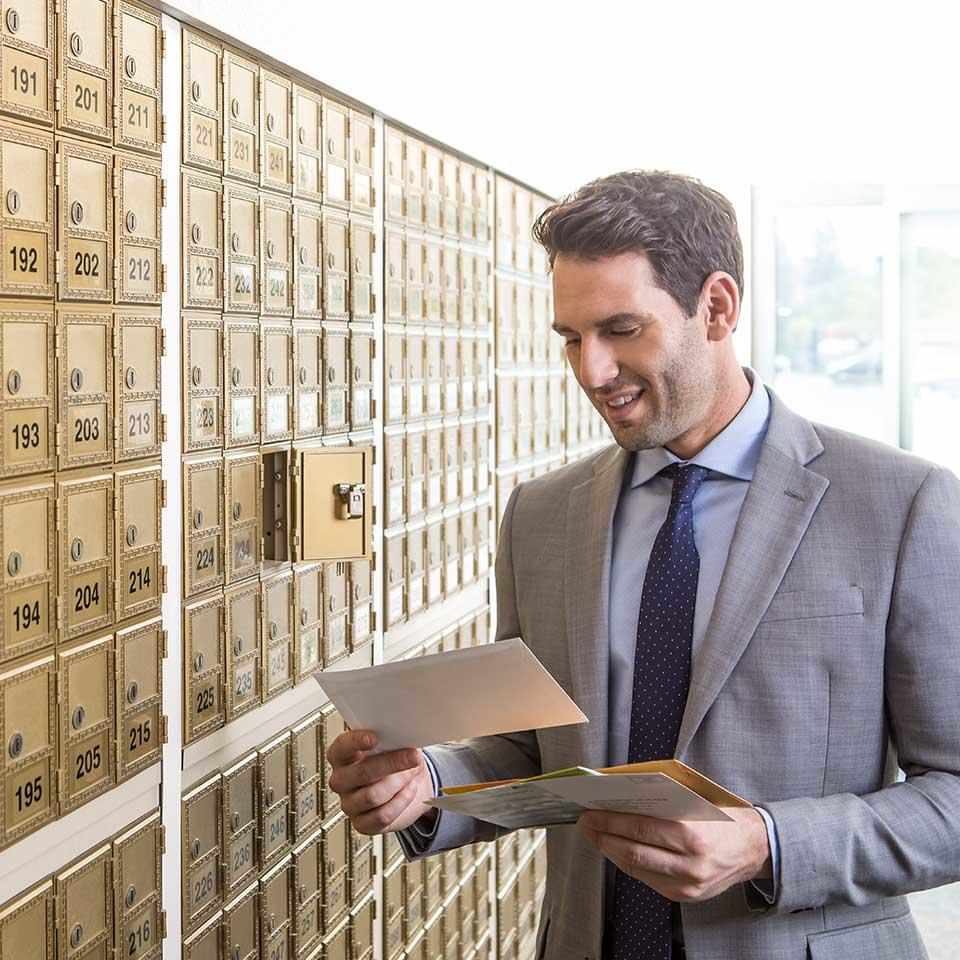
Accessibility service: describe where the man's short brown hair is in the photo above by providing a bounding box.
[532,170,744,319]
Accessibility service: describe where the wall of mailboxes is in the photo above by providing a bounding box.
[0,1,608,958]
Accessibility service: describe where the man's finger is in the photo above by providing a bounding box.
[330,748,422,794]
[578,810,688,853]
[352,777,421,836]
[326,729,377,767]
[342,768,419,817]
[580,825,687,880]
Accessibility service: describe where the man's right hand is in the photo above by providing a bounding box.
[326,729,436,836]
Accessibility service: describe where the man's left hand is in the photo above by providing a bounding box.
[577,807,772,903]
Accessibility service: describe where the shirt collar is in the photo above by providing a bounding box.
[629,367,770,488]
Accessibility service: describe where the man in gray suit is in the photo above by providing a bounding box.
[327,171,960,958]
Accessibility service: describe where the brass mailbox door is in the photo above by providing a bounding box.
[224,581,260,721]
[115,463,163,622]
[183,454,223,598]
[405,525,424,618]
[349,825,374,903]
[383,529,404,630]
[293,562,321,682]
[292,321,321,439]
[293,85,321,202]
[533,376,548,454]
[425,333,441,418]
[383,332,403,426]
[114,1,161,155]
[495,276,515,367]
[425,519,442,606]
[495,176,515,267]
[351,893,375,958]
[406,331,424,420]
[349,217,374,321]
[56,843,112,959]
[292,833,321,952]
[349,558,372,652]
[460,423,475,499]
[425,427,442,514]
[0,652,55,844]
[292,200,322,319]
[441,153,459,236]
[424,239,441,325]
[259,857,292,957]
[182,773,222,932]
[223,883,259,960]
[0,123,54,298]
[319,703,344,816]
[115,156,162,305]
[223,49,258,183]
[0,305,54,477]
[116,311,162,462]
[182,314,222,452]
[475,421,490,495]
[385,227,404,323]
[182,172,222,310]
[261,321,293,442]
[406,429,425,521]
[321,97,348,208]
[262,196,293,317]
[56,307,113,470]
[460,508,476,586]
[476,499,491,576]
[497,376,516,463]
[223,449,260,584]
[476,337,490,409]
[515,280,533,366]
[384,126,403,223]
[476,255,491,326]
[441,242,459,325]
[58,632,115,811]
[291,711,320,839]
[293,445,372,562]
[442,336,459,415]
[0,0,54,125]
[321,813,349,927]
[57,0,112,140]
[262,570,293,701]
[532,285,549,366]
[224,183,259,315]
[404,234,423,323]
[349,328,373,431]
[182,29,221,173]
[115,617,163,780]
[57,140,113,301]
[383,432,404,529]
[458,162,475,240]
[443,515,460,596]
[258,732,291,869]
[0,880,54,960]
[0,476,55,660]
[349,110,374,214]
[403,135,424,228]
[182,592,223,742]
[460,338,475,414]
[459,250,475,328]
[383,864,403,959]
[182,911,222,960]
[224,317,259,448]
[221,751,258,896]
[424,145,441,233]
[322,559,348,666]
[260,68,292,194]
[58,471,113,640]
[114,811,162,960]
[443,424,459,505]
[321,209,348,321]
[320,326,347,433]
[475,168,491,243]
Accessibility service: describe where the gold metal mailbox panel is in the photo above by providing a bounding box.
[116,310,163,462]
[349,327,373,432]
[322,559,348,666]
[115,463,163,622]
[181,172,222,310]
[0,652,55,845]
[349,111,374,214]
[403,135,424,228]
[221,751,258,897]
[114,810,164,960]
[261,196,293,317]
[319,326,347,433]
[182,28,221,173]
[224,183,259,314]
[261,569,293,701]
[182,454,223,598]
[424,145,441,234]
[292,85,321,203]
[321,209,348,322]
[0,879,54,960]
[291,711,320,840]
[319,702,344,819]
[424,333,441,419]
[425,428,442,514]
[57,0,112,140]
[383,432,403,529]
[260,68,292,194]
[57,139,113,301]
[383,529,404,630]
[224,317,259,448]
[384,227,404,324]
[115,1,162,155]
[441,242,459,325]
[223,449,260,585]
[442,336,459,415]
[292,201,321,319]
[460,339,475,414]
[348,558,372,654]
[405,429,425,522]
[258,731,291,870]
[182,772,222,933]
[261,320,293,442]
[349,217,374,321]
[321,813,349,928]
[292,321,322,439]
[442,424,459,505]
[182,592,223,742]
[259,855,292,960]
[383,332,403,426]
[223,883,259,960]
[0,0,54,126]
[223,49,258,183]
[348,825,374,904]
[350,894,374,960]
[56,842,113,959]
[459,250,475,328]
[182,314,222,452]
[321,97,348,209]
[406,331,424,420]
[405,524,424,620]
[115,616,163,780]
[424,239,441,325]
[384,126,403,223]
[293,561,321,682]
[224,580,260,722]
[404,234,423,323]
[115,156,163,305]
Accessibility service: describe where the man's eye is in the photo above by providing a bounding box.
[563,338,580,348]
[609,328,639,337]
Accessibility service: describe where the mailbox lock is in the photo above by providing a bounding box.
[266,112,275,132]
[194,653,204,672]
[298,366,307,385]
[5,189,19,215]
[231,367,241,386]
[269,914,277,934]
[267,239,275,259]
[8,732,23,759]
[233,948,241,960]
[230,98,239,119]
[233,501,242,520]
[70,367,83,392]
[192,365,203,386]
[231,811,240,831]
[300,882,307,901]
[269,620,278,640]
[191,223,201,244]
[388,263,395,278]
[71,201,84,225]
[299,763,306,783]
[327,366,336,383]
[193,508,203,529]
[7,552,21,577]
[125,885,137,908]
[231,232,240,253]
[191,80,201,102]
[266,786,275,805]
[5,8,19,32]
[298,126,305,145]
[6,370,20,394]
[326,137,335,155]
[299,246,307,265]
[127,681,139,703]
[192,838,201,859]
[70,924,83,949]
[125,55,137,78]
[233,637,242,655]
[355,256,362,272]
[70,538,83,561]
[127,524,138,546]
[300,608,308,626]
[266,367,275,386]
[327,252,335,269]
[126,366,137,388]
[354,365,361,383]
[126,211,138,234]
[69,32,82,57]
[334,483,366,520]
[72,705,85,729]
[409,267,415,281]
[354,584,361,601]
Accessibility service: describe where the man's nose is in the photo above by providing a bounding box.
[578,338,619,390]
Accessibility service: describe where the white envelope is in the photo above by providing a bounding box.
[313,638,587,753]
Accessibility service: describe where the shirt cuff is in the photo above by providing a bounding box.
[749,805,781,904]
[395,749,441,857]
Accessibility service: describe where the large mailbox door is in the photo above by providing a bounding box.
[321,209,348,321]
[58,632,115,812]
[0,304,55,477]
[293,85,322,203]
[58,471,114,641]
[115,310,163,462]
[57,139,113,302]
[115,616,163,780]
[57,0,113,140]
[0,0,54,125]
[261,570,293,701]
[260,69,292,194]
[291,711,321,839]
[0,476,55,660]
[56,843,113,959]
[182,314,222,452]
[114,462,163,622]
[222,883,258,960]
[223,450,261,585]
[261,320,293,442]
[182,454,223,598]
[115,155,163,305]
[113,810,163,960]
[0,880,54,960]
[224,183,259,315]
[294,445,372,562]
[181,773,222,933]
[114,1,162,155]
[223,50,258,183]
[0,122,54,298]
[182,29,221,173]
[224,581,260,722]
[349,110,374,214]
[293,200,322,319]
[261,196,293,317]
[56,307,113,470]
[181,172,222,310]
[221,751,258,897]
[0,653,56,846]
[224,317,259,448]
[292,321,322,440]
[321,97,348,209]
[258,731,291,870]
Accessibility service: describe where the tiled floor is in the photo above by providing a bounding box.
[910,884,960,958]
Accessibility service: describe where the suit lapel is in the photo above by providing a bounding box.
[676,389,829,758]
[564,445,629,771]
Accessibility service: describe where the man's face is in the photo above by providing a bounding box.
[551,251,712,452]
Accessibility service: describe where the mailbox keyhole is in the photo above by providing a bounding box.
[266,112,275,132]
[298,246,307,265]
[234,637,242,655]
[266,239,275,259]
[327,252,335,268]
[8,732,23,759]
[72,705,85,729]
[266,786,275,805]
[69,32,83,57]
[70,367,84,392]
[70,538,83,562]
[298,366,307,385]
[266,367,275,386]
[126,211,138,234]
[232,811,240,830]
[124,55,137,79]
[192,838,201,859]
[125,366,137,388]
[192,365,203,386]
[5,8,19,32]
[70,201,84,225]
[233,502,241,520]
[191,222,201,244]
[126,524,138,546]
[7,552,21,576]
[125,884,137,908]
[326,137,335,155]
[194,653,204,673]
[6,369,20,395]
[126,681,139,703]
[5,189,20,215]
[231,367,241,386]
[298,126,305,145]
[231,233,240,253]
[300,608,308,626]
[230,98,239,118]
[269,621,278,640]
[70,924,83,948]
[191,80,201,102]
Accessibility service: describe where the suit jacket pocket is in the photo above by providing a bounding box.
[761,585,864,624]
[807,912,928,960]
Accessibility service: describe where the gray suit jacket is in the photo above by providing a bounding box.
[421,384,960,959]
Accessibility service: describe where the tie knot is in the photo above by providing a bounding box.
[662,463,709,505]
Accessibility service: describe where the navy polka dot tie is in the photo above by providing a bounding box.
[609,462,709,960]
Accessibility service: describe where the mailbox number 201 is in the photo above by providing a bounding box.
[74,84,99,113]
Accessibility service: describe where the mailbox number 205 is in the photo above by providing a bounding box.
[75,744,102,780]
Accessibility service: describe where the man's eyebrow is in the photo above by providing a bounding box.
[551,312,656,334]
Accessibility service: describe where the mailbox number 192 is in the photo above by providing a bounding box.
[8,246,38,273]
